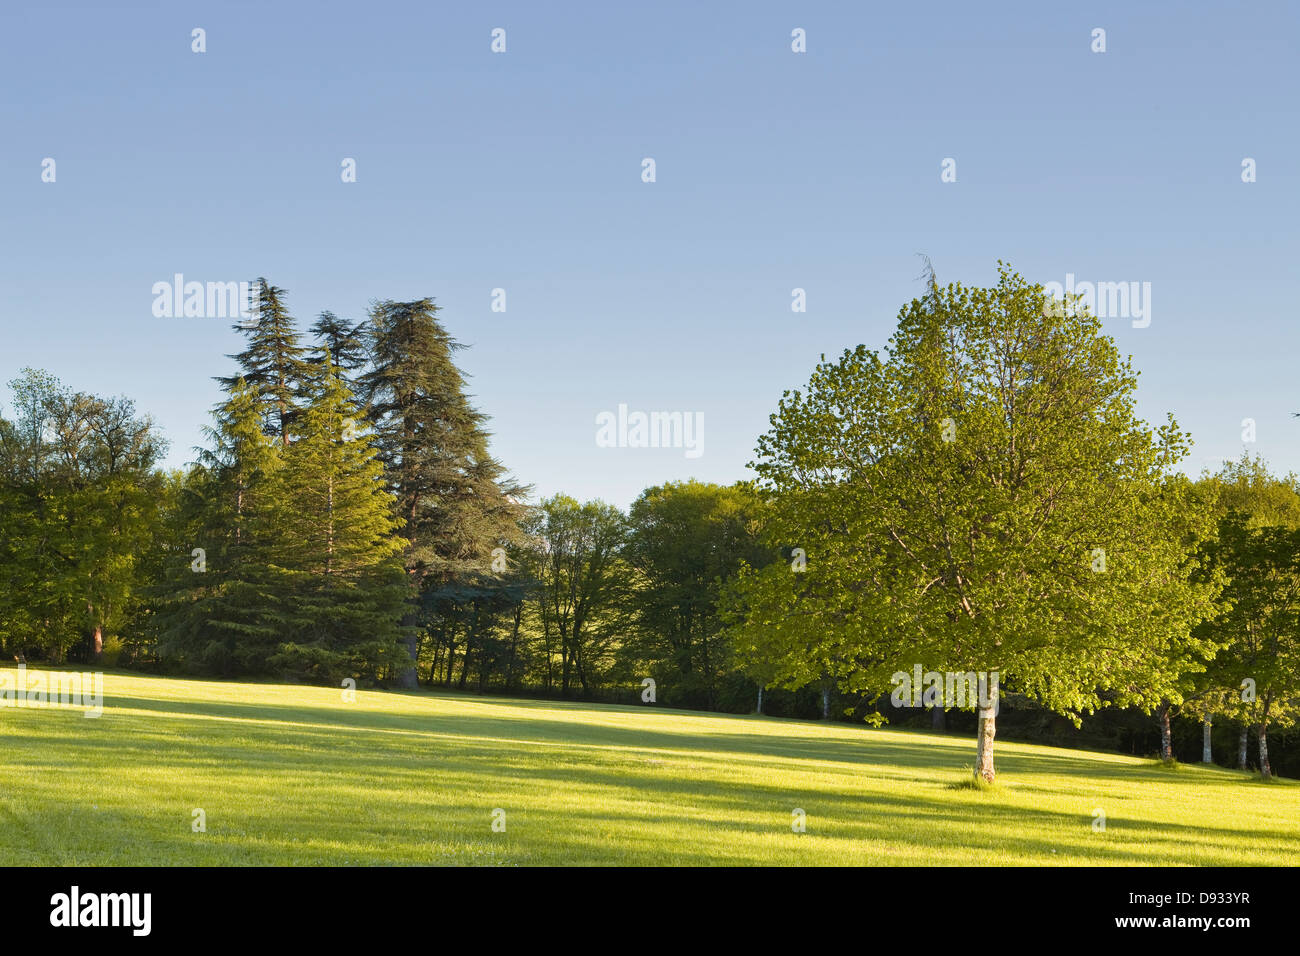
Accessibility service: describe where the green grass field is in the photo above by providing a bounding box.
[2,667,1297,865]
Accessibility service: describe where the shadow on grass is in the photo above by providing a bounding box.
[3,685,1297,865]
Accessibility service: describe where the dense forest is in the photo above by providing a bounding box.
[2,271,1297,778]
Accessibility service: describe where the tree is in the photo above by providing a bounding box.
[308,312,368,383]
[525,495,629,697]
[359,298,527,687]
[0,370,166,662]
[1196,457,1300,778]
[218,278,311,446]
[739,264,1219,781]
[154,380,288,673]
[1103,474,1226,761]
[625,480,768,709]
[266,360,411,681]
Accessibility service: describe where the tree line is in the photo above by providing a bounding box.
[1,269,1297,780]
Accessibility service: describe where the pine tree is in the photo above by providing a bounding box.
[359,298,528,687]
[218,278,311,446]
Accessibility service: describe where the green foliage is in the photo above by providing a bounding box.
[359,298,529,686]
[623,480,770,708]
[265,361,411,681]
[155,362,411,682]
[731,264,1222,775]
[1193,457,1300,773]
[217,278,312,445]
[100,635,125,667]
[0,369,167,661]
[519,494,631,696]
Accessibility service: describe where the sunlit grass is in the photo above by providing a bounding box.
[1,667,1296,865]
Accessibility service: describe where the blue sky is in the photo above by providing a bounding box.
[3,1,1297,507]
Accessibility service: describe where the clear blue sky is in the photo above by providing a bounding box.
[3,1,1297,507]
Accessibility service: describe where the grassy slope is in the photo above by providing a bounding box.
[1,668,1297,866]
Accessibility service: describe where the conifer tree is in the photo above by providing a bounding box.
[268,360,411,681]
[359,298,528,687]
[218,279,311,446]
[155,381,288,673]
[308,312,368,380]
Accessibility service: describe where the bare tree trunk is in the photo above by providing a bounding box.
[91,625,103,661]
[756,684,763,715]
[1258,725,1272,780]
[821,680,831,720]
[932,706,946,731]
[976,710,996,782]
[1157,700,1173,760]
[1201,713,1213,763]
[1237,727,1249,771]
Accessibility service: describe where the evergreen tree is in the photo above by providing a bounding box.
[155,381,289,673]
[359,298,528,687]
[218,278,311,446]
[308,312,368,381]
[268,360,411,681]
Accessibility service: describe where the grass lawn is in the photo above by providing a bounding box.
[1,667,1297,865]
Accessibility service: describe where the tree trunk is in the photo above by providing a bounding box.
[396,609,418,689]
[459,601,479,690]
[458,643,472,689]
[429,637,444,688]
[1237,727,1249,771]
[561,634,571,697]
[756,684,763,715]
[1156,700,1173,760]
[821,684,831,720]
[1258,726,1271,780]
[976,710,996,782]
[1201,713,1213,763]
[932,706,947,731]
[91,625,103,661]
[443,640,457,688]
[505,606,522,691]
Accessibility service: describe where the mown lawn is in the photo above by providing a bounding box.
[1,667,1296,865]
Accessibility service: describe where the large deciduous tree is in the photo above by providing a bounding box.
[524,495,629,697]
[736,264,1219,781]
[625,480,769,709]
[0,369,166,662]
